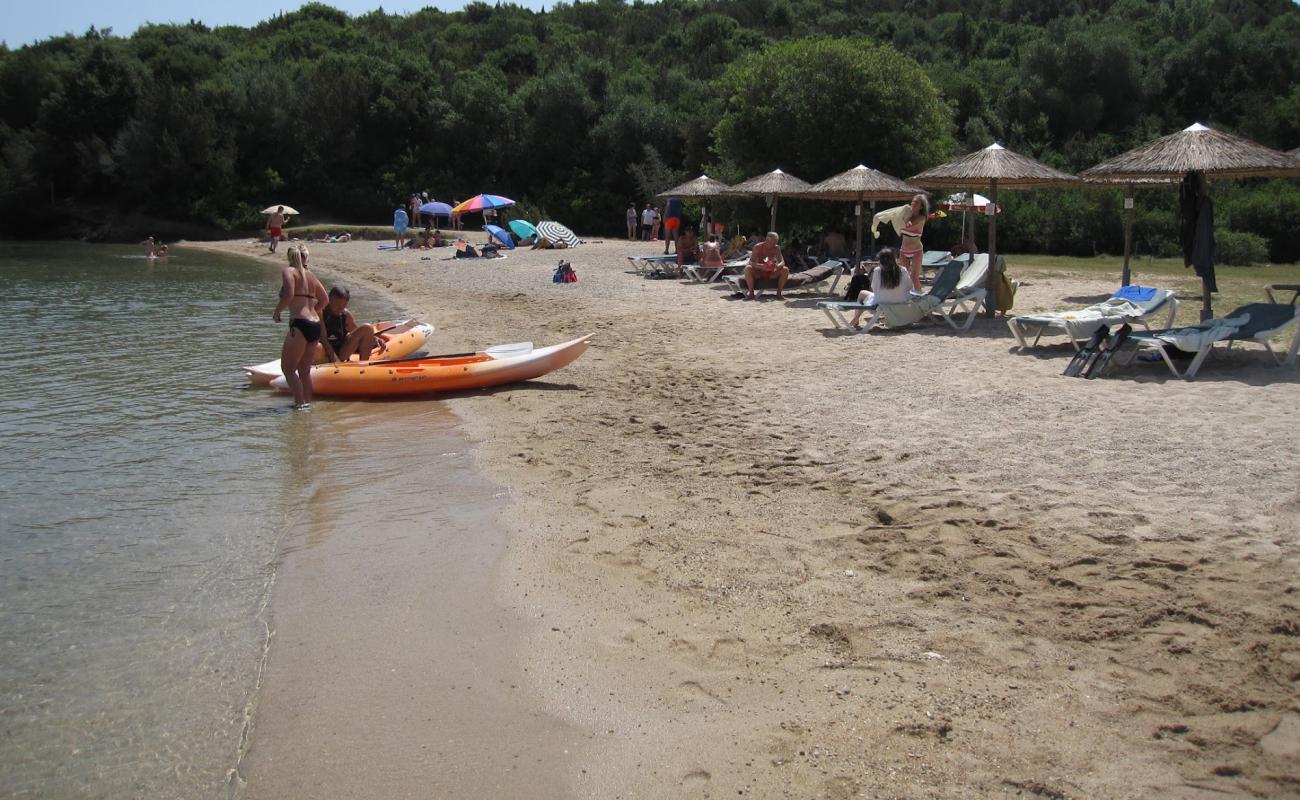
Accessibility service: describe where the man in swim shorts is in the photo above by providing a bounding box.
[663,196,684,254]
[266,207,286,253]
[320,286,376,363]
[743,232,789,300]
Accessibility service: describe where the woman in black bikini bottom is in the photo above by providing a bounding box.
[290,317,322,342]
[272,246,328,409]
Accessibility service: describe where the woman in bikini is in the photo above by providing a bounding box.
[272,245,328,410]
[898,194,929,291]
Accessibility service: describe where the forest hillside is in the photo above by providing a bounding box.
[1,0,1298,259]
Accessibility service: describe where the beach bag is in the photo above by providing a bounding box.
[993,256,1016,312]
[553,260,577,283]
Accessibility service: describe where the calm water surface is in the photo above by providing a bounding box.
[0,242,409,797]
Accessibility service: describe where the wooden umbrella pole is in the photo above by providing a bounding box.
[1121,185,1134,287]
[984,178,999,318]
[854,192,864,268]
[869,200,877,258]
[769,195,778,233]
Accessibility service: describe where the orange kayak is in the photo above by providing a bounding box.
[270,335,591,397]
[244,319,435,385]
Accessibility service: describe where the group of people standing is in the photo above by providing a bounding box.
[626,197,696,248]
[273,244,375,410]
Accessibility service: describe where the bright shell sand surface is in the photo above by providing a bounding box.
[186,237,1300,799]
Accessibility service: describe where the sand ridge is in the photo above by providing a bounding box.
[197,237,1300,799]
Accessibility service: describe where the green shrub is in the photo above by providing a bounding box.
[1216,230,1270,266]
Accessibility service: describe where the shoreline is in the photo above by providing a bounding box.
[190,237,1300,798]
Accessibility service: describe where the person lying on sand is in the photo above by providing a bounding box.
[532,237,568,250]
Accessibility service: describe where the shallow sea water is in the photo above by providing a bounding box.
[0,242,411,797]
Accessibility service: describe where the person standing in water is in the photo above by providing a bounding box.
[266,207,286,253]
[272,245,328,410]
[897,194,929,291]
[142,236,157,258]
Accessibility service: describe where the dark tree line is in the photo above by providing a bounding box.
[1,0,1298,260]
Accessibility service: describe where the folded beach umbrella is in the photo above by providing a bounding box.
[451,194,515,214]
[508,219,538,240]
[484,224,515,249]
[261,205,300,215]
[537,221,580,248]
[419,201,453,217]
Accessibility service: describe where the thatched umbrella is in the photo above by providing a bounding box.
[910,144,1078,317]
[796,164,922,266]
[723,169,813,233]
[1081,122,1300,317]
[657,174,731,235]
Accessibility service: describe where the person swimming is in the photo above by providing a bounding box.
[271,245,328,409]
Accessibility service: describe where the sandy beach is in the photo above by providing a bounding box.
[196,236,1300,799]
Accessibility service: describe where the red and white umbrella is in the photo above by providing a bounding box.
[940,192,1001,214]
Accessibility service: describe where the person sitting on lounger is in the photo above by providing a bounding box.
[849,248,916,329]
[676,228,700,267]
[700,234,724,268]
[744,232,789,300]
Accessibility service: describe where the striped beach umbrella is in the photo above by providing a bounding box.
[537,221,580,248]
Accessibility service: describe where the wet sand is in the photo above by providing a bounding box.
[197,237,1300,799]
[233,355,580,797]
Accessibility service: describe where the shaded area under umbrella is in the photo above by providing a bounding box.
[508,219,538,241]
[485,224,515,249]
[795,164,921,267]
[1081,122,1300,318]
[419,201,453,218]
[911,144,1078,317]
[723,169,812,234]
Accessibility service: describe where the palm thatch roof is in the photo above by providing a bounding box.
[723,168,813,197]
[1079,123,1300,181]
[798,164,922,201]
[909,143,1077,188]
[656,174,731,198]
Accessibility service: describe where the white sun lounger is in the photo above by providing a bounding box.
[627,254,678,276]
[816,260,966,333]
[1007,286,1179,350]
[1119,303,1300,379]
[684,256,747,283]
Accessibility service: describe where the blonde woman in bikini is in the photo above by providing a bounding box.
[898,194,929,291]
[272,245,328,410]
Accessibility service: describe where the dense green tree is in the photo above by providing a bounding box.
[0,0,1297,258]
[714,38,953,181]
